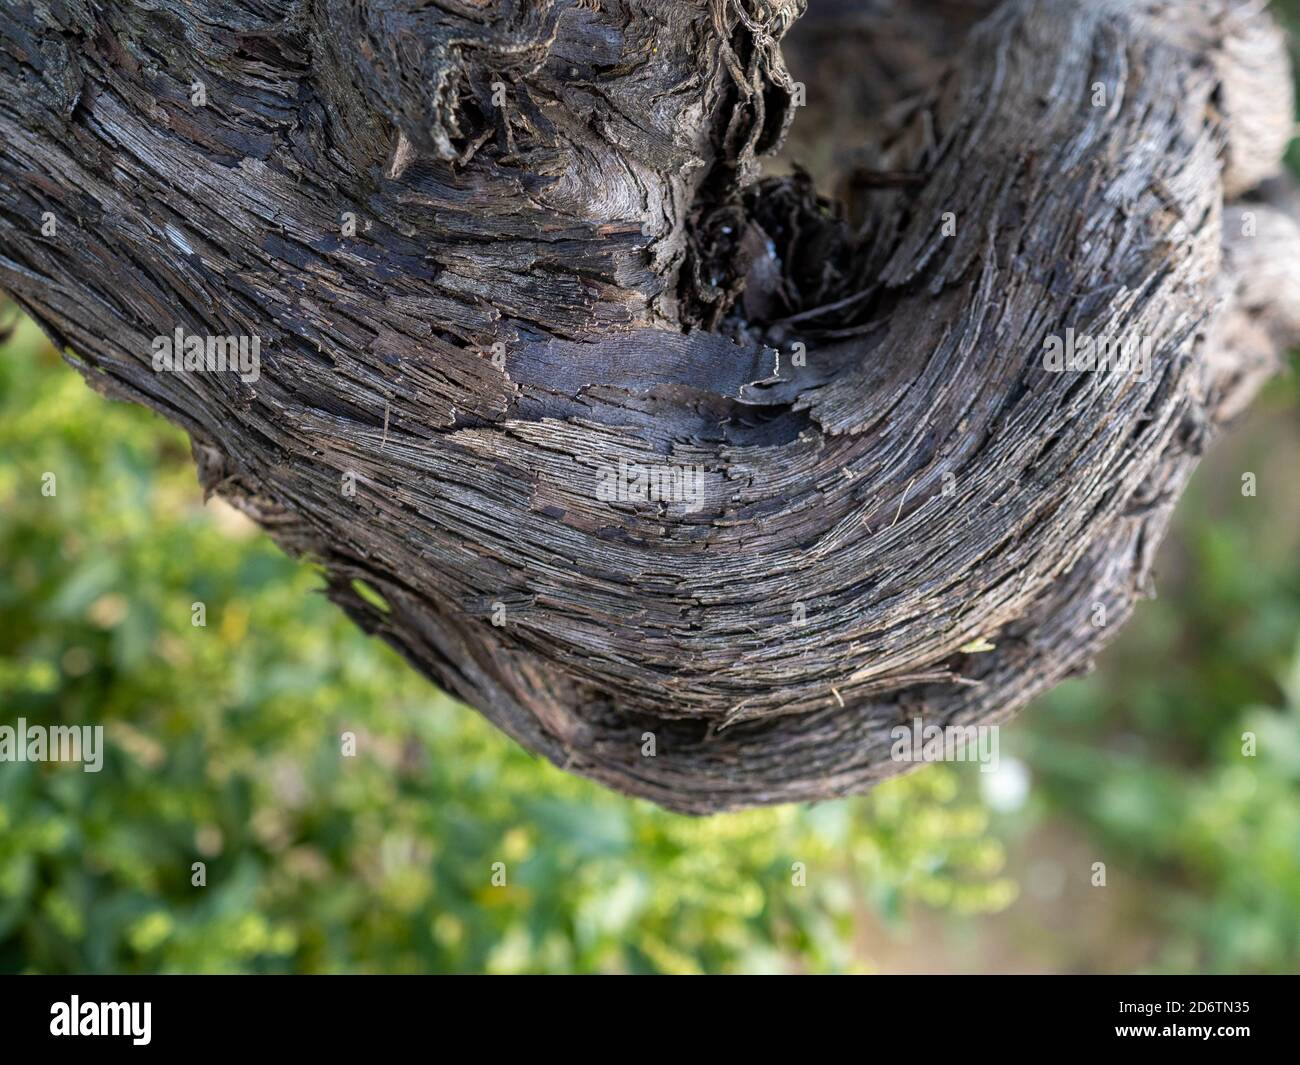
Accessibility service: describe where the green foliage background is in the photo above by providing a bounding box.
[3,5,1300,972]
[1,313,1024,973]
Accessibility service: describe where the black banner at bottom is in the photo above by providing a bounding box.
[0,974,1294,1052]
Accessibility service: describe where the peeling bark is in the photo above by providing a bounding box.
[1,0,1297,813]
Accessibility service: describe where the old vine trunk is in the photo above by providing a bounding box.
[2,0,1299,812]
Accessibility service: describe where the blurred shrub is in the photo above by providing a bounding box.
[0,312,1013,973]
[1017,403,1300,973]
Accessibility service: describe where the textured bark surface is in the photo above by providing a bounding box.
[2,0,1298,812]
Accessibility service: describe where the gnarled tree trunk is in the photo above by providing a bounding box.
[2,0,1298,812]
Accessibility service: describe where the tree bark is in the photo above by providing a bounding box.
[2,0,1297,812]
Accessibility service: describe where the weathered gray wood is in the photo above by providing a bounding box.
[1,0,1297,812]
